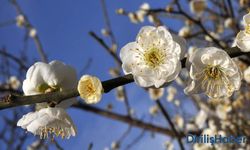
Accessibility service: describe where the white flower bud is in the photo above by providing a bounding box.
[149,105,159,115]
[16,15,25,27]
[29,28,37,38]
[78,75,103,104]
[178,26,191,38]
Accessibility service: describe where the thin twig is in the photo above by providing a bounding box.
[89,31,122,65]
[100,0,117,45]
[156,100,185,150]
[10,0,48,63]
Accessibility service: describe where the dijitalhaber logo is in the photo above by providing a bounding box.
[186,134,247,145]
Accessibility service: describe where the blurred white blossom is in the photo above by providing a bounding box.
[205,32,220,42]
[185,47,241,99]
[166,86,177,102]
[187,46,198,56]
[115,86,125,101]
[195,110,207,129]
[101,28,110,36]
[178,26,191,38]
[78,75,103,104]
[224,18,234,28]
[174,115,184,129]
[120,26,184,88]
[216,104,232,120]
[17,107,77,139]
[16,15,25,27]
[149,105,159,116]
[244,66,250,83]
[174,99,180,106]
[128,3,150,24]
[163,141,174,150]
[7,76,20,90]
[29,28,37,38]
[27,140,47,150]
[189,0,206,16]
[236,13,250,52]
[116,8,125,15]
[148,88,164,100]
[111,141,120,150]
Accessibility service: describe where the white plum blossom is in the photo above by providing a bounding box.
[17,107,77,139]
[184,47,241,99]
[195,110,207,129]
[236,13,250,52]
[120,26,185,88]
[22,60,77,108]
[77,75,103,104]
[244,66,250,83]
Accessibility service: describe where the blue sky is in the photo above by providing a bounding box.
[0,0,196,149]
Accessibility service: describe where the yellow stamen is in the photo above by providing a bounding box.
[143,48,165,68]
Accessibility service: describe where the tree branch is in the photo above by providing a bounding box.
[73,103,179,137]
[0,47,247,109]
[10,0,48,63]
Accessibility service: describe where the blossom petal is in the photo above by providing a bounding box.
[236,31,250,52]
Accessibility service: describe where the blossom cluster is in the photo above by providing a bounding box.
[18,61,103,139]
[120,25,242,99]
[16,11,250,142]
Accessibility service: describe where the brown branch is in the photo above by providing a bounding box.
[89,31,122,66]
[156,100,184,150]
[0,48,28,70]
[73,103,179,137]
[0,74,134,110]
[0,46,247,109]
[100,0,117,45]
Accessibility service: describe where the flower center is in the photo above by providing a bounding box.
[37,83,61,93]
[143,48,165,68]
[39,126,68,139]
[85,81,96,96]
[204,65,223,80]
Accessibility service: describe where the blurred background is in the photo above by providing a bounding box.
[0,0,249,150]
